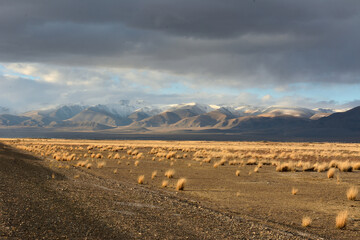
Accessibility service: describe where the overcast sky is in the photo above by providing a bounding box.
[1,0,360,112]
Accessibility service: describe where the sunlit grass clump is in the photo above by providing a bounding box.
[302,216,311,227]
[176,178,186,191]
[335,211,348,229]
[346,186,358,200]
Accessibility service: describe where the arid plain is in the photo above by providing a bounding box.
[1,138,359,239]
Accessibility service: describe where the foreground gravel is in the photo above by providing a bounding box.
[0,142,321,239]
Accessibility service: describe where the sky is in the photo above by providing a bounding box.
[1,0,360,113]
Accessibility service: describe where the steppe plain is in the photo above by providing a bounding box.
[0,138,359,239]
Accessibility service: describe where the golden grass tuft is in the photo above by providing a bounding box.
[346,186,358,200]
[352,162,360,170]
[86,163,92,169]
[113,169,118,174]
[327,168,336,178]
[164,169,175,178]
[176,178,186,191]
[335,211,348,229]
[134,160,139,166]
[97,161,106,168]
[162,180,168,188]
[74,174,80,179]
[151,171,157,179]
[254,166,259,173]
[291,187,298,195]
[276,162,295,172]
[235,170,240,176]
[137,175,145,184]
[302,216,312,227]
[338,161,352,172]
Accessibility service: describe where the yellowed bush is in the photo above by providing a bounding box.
[302,216,311,227]
[97,161,106,168]
[335,211,348,229]
[151,171,157,179]
[165,169,175,178]
[327,168,336,178]
[338,161,352,172]
[346,186,358,200]
[162,180,168,188]
[176,178,186,191]
[137,175,144,184]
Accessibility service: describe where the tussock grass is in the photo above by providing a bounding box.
[165,169,175,178]
[335,211,348,229]
[113,169,118,174]
[134,160,139,166]
[151,171,157,179]
[97,161,106,168]
[346,186,358,200]
[74,174,80,179]
[327,168,336,178]
[137,175,145,184]
[302,216,312,227]
[292,187,298,195]
[162,180,168,188]
[176,178,186,191]
[235,170,240,176]
[352,162,360,170]
[86,163,92,169]
[338,161,352,172]
[276,162,295,172]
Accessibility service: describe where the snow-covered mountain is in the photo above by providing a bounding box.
[0,100,350,130]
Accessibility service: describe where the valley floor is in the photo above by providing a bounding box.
[0,139,359,239]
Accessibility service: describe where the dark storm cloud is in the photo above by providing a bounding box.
[1,0,360,87]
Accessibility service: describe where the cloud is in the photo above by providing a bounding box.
[0,0,359,89]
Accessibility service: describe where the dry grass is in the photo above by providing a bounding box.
[292,187,298,195]
[353,162,360,170]
[327,168,336,178]
[151,171,157,179]
[338,161,352,172]
[346,186,358,200]
[276,162,295,172]
[74,174,80,179]
[335,211,348,229]
[162,180,168,188]
[302,216,312,227]
[164,169,175,178]
[176,178,186,191]
[97,161,106,168]
[235,170,240,176]
[134,160,139,166]
[113,169,118,174]
[86,163,92,169]
[137,175,145,184]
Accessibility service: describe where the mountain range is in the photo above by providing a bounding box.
[1,101,359,141]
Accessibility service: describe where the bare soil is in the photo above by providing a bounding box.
[1,139,359,239]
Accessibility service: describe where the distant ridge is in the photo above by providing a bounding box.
[1,102,359,141]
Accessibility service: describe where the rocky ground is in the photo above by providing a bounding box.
[0,142,323,240]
